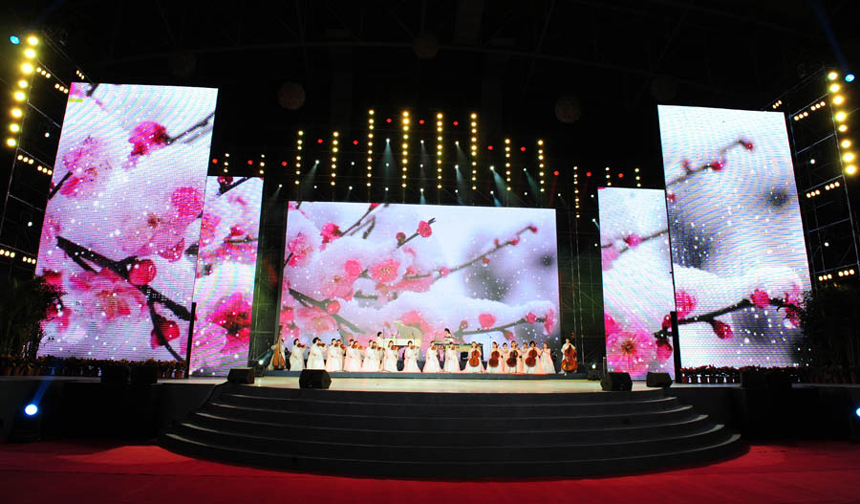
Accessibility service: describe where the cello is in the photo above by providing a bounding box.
[488,349,500,368]
[562,344,578,373]
[525,347,538,368]
[469,348,481,368]
[506,349,518,369]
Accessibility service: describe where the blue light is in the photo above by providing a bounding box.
[846,73,855,83]
[10,35,20,45]
[856,406,860,418]
[24,403,38,416]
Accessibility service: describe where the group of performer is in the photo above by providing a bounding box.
[273,329,577,375]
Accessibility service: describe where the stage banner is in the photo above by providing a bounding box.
[36,83,217,362]
[658,105,810,368]
[599,187,677,379]
[189,176,264,376]
[281,202,560,353]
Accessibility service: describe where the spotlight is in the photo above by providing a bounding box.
[24,404,38,416]
[835,111,847,122]
[828,71,839,81]
[21,62,34,74]
[846,164,858,175]
[10,35,20,45]
[26,35,38,46]
[24,48,36,59]
[856,406,860,418]
[847,74,856,83]
[830,83,841,93]
[834,95,845,105]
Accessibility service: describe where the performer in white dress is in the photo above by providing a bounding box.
[539,342,555,374]
[422,343,441,373]
[361,342,380,372]
[499,343,510,374]
[402,341,421,373]
[344,341,361,372]
[505,342,519,374]
[382,341,399,373]
[465,341,484,373]
[325,339,344,372]
[516,342,526,374]
[523,341,539,374]
[306,338,326,370]
[289,339,305,371]
[443,343,461,373]
[486,342,502,374]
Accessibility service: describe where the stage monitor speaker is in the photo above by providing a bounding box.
[299,369,332,389]
[601,372,632,391]
[131,365,158,385]
[646,372,673,388]
[227,367,255,385]
[101,364,130,384]
[741,370,767,389]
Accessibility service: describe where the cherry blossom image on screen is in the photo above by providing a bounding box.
[599,188,676,379]
[36,83,218,362]
[282,202,560,353]
[658,105,810,368]
[190,176,263,376]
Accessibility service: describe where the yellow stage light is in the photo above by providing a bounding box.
[835,111,847,122]
[26,35,38,46]
[844,152,855,162]
[839,124,848,132]
[842,139,852,148]
[13,91,26,102]
[9,124,20,133]
[24,48,36,59]
[6,138,17,147]
[830,83,841,93]
[17,80,28,88]
[21,63,34,74]
[833,95,844,105]
[846,164,858,175]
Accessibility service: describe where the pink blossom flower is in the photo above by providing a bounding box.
[525,312,537,324]
[46,303,71,330]
[459,320,469,330]
[681,159,692,173]
[320,262,362,300]
[479,313,496,329]
[199,213,221,247]
[482,257,490,265]
[150,317,180,349]
[739,138,754,151]
[370,258,400,284]
[710,320,733,339]
[59,137,114,197]
[344,259,362,278]
[326,300,341,315]
[503,330,515,341]
[399,310,434,348]
[494,238,501,247]
[675,290,697,319]
[43,270,63,289]
[417,220,433,238]
[601,245,619,270]
[709,159,726,172]
[129,121,169,158]
[438,267,450,277]
[528,225,538,233]
[543,309,556,335]
[750,289,770,309]
[391,267,434,293]
[510,237,520,246]
[171,186,204,218]
[287,233,314,267]
[623,234,642,248]
[606,330,656,376]
[280,307,295,325]
[666,192,676,203]
[369,203,380,210]
[68,269,147,321]
[208,292,252,338]
[661,314,672,332]
[604,313,619,336]
[217,176,233,188]
[128,259,157,286]
[320,222,341,248]
[396,231,406,243]
[122,186,203,259]
[656,338,673,362]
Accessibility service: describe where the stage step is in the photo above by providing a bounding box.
[159,383,743,477]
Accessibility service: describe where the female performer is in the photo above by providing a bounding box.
[306,337,326,370]
[443,342,461,373]
[325,339,344,372]
[361,341,380,372]
[402,341,421,373]
[382,341,399,373]
[423,343,441,373]
[289,339,305,371]
[523,341,539,374]
[486,341,502,374]
[344,340,361,372]
[539,341,555,374]
[516,341,526,374]
[465,341,484,373]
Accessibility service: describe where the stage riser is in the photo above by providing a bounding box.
[216,393,682,417]
[188,411,710,445]
[202,402,695,431]
[160,432,742,478]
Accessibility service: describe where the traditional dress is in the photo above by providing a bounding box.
[539,347,555,374]
[443,346,461,373]
[486,347,502,374]
[382,347,399,373]
[403,347,421,373]
[422,346,441,373]
[465,348,484,373]
[523,347,539,374]
[306,343,326,370]
[361,347,379,372]
[344,345,361,372]
[289,344,305,371]
[325,344,343,372]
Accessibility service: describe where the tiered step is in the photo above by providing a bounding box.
[160,384,741,477]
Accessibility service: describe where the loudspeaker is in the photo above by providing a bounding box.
[299,369,332,389]
[741,370,766,389]
[100,364,130,384]
[131,365,158,385]
[601,372,632,391]
[227,367,255,385]
[646,372,673,388]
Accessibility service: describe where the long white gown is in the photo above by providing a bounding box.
[539,348,555,374]
[344,346,361,372]
[465,349,484,373]
[523,348,539,374]
[486,348,502,374]
[289,344,305,371]
[422,347,441,373]
[443,347,461,373]
[325,345,343,372]
[503,349,518,374]
[382,347,399,373]
[402,347,421,373]
[306,344,326,370]
[361,347,379,372]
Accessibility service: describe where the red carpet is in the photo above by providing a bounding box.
[1,441,859,504]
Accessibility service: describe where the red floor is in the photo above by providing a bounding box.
[1,441,859,504]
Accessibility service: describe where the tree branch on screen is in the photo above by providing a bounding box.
[454,314,550,339]
[167,111,216,145]
[665,138,754,189]
[288,287,363,334]
[47,172,72,201]
[216,176,252,196]
[600,228,668,255]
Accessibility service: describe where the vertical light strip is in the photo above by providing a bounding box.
[436,112,444,189]
[367,110,374,188]
[605,166,612,187]
[470,113,478,190]
[294,130,303,185]
[8,35,39,148]
[538,139,545,193]
[331,131,339,186]
[402,111,410,188]
[504,138,512,189]
[573,165,580,218]
[635,167,641,187]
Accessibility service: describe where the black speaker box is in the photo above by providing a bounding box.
[601,372,632,391]
[741,370,767,389]
[100,364,130,384]
[299,369,332,389]
[131,365,158,385]
[646,372,673,388]
[227,367,256,384]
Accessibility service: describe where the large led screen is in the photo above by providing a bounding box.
[658,105,810,368]
[599,188,676,379]
[36,83,218,362]
[190,176,263,376]
[281,202,560,353]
